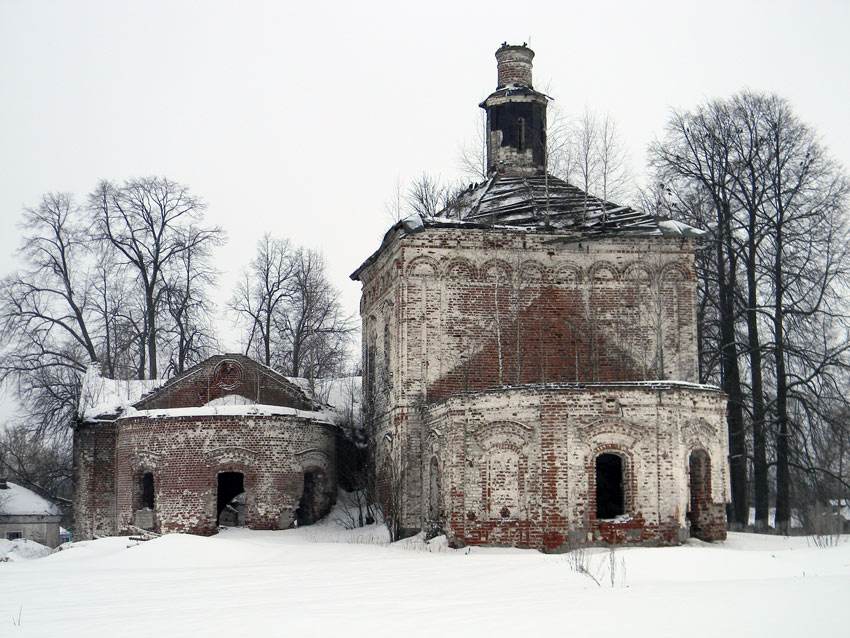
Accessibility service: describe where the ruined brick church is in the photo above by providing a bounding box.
[72,44,729,549]
[351,44,729,549]
[72,355,338,539]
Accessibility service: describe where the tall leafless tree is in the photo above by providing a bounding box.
[1,178,223,451]
[277,247,355,379]
[88,177,223,379]
[0,193,99,440]
[231,239,355,380]
[650,90,850,532]
[231,234,296,367]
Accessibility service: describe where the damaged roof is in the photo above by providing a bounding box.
[440,173,659,235]
[351,173,707,281]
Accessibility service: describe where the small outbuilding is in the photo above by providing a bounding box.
[0,478,62,548]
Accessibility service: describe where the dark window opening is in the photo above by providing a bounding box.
[296,470,320,526]
[5,531,22,540]
[140,472,155,509]
[517,117,526,152]
[688,449,712,539]
[596,453,625,519]
[428,457,440,520]
[217,471,245,526]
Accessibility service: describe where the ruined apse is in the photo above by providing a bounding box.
[72,354,337,539]
[352,44,730,549]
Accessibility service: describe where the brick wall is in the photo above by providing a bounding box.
[356,225,728,546]
[495,45,534,88]
[112,413,336,536]
[73,422,118,539]
[424,384,728,549]
[135,354,312,411]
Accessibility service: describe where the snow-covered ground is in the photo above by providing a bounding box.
[1,517,848,636]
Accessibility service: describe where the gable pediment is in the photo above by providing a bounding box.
[133,355,314,411]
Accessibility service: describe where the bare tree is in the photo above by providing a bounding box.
[162,232,221,376]
[89,177,224,379]
[0,194,99,439]
[231,234,295,366]
[650,91,850,532]
[0,425,72,504]
[231,239,355,380]
[457,112,488,180]
[650,99,756,529]
[278,247,355,379]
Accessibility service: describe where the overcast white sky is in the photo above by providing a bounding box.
[1,0,848,399]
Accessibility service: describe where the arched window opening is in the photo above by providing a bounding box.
[140,472,155,509]
[688,449,712,540]
[217,471,245,527]
[133,471,157,531]
[596,453,624,519]
[428,457,440,521]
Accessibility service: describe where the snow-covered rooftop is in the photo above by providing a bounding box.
[78,363,162,421]
[117,404,333,423]
[0,481,60,517]
[77,362,360,427]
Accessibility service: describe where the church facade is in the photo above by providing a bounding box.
[352,44,729,549]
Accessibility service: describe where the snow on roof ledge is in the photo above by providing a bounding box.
[78,363,162,421]
[658,219,709,238]
[117,404,333,424]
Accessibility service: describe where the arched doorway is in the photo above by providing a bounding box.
[217,471,245,527]
[688,449,712,540]
[296,469,323,526]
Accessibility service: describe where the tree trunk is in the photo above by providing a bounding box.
[717,201,749,529]
[745,214,770,531]
[773,194,791,535]
[146,289,158,379]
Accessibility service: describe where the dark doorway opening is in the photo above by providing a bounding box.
[296,470,320,526]
[217,471,245,526]
[140,472,155,509]
[596,453,625,519]
[688,449,712,539]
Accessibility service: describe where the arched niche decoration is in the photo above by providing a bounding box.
[554,263,582,284]
[680,418,717,452]
[480,259,513,283]
[406,256,439,278]
[622,262,653,284]
[203,446,259,467]
[578,418,646,452]
[661,262,692,282]
[589,261,619,282]
[443,258,477,280]
[472,419,533,451]
[128,449,162,471]
[518,260,546,283]
[295,448,332,473]
[425,427,442,458]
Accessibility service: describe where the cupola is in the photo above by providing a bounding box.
[480,43,549,177]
